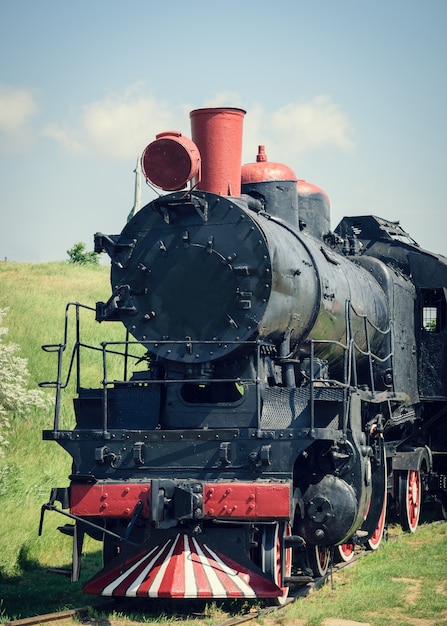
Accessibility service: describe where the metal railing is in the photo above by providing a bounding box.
[305,299,393,435]
[41,299,394,436]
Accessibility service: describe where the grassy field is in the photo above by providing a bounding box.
[289,522,447,625]
[0,262,447,625]
[0,262,119,618]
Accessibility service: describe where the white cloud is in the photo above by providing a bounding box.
[41,89,354,167]
[241,103,267,162]
[242,96,355,166]
[272,97,355,153]
[0,84,38,152]
[202,92,246,110]
[42,123,84,154]
[0,84,38,132]
[43,88,178,160]
[81,92,175,159]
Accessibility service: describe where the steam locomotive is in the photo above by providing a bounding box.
[40,107,447,603]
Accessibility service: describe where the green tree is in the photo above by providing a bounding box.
[67,242,99,265]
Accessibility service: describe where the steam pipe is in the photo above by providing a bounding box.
[190,107,246,196]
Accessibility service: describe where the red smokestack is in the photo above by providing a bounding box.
[189,107,246,196]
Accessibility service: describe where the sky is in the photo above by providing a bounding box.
[0,0,446,263]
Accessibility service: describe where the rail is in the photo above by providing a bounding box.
[40,303,268,433]
[41,299,394,435]
[3,547,364,626]
[306,299,393,434]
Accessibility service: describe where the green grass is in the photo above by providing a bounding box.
[0,262,120,618]
[1,262,447,625]
[286,523,447,625]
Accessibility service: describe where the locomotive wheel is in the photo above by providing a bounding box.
[306,544,330,577]
[260,522,292,605]
[335,542,355,563]
[366,489,387,551]
[365,449,387,551]
[364,433,387,551]
[399,469,421,533]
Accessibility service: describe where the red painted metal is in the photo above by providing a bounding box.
[71,481,289,522]
[241,145,297,184]
[297,178,331,205]
[70,483,150,518]
[83,532,283,598]
[141,131,201,191]
[402,469,421,532]
[203,482,290,519]
[190,107,246,196]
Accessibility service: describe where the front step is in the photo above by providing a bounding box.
[283,575,314,585]
[57,524,75,536]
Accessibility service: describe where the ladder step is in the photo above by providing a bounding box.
[57,524,75,536]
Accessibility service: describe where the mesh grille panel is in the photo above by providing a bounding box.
[261,386,344,429]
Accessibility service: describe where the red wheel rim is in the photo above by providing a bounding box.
[307,544,330,577]
[367,500,386,549]
[337,542,355,562]
[367,477,387,551]
[317,545,330,573]
[261,522,291,605]
[406,469,421,532]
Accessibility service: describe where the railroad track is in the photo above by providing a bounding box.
[4,607,90,626]
[3,597,296,626]
[4,552,362,626]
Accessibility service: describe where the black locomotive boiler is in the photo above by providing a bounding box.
[40,107,447,603]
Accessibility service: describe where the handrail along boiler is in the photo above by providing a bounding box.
[40,107,447,602]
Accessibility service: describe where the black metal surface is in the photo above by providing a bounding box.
[41,138,447,600]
